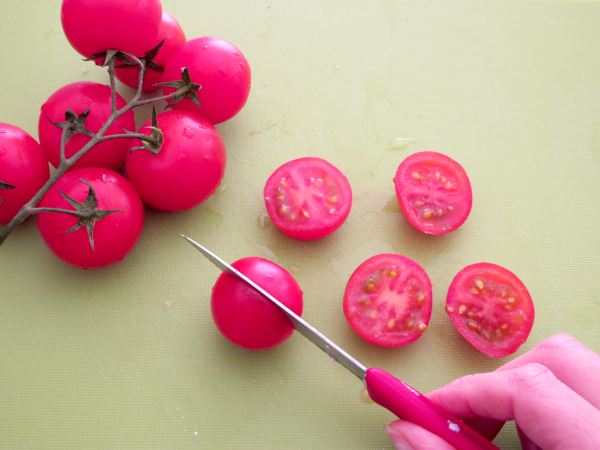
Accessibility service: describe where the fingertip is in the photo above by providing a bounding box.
[386,420,456,450]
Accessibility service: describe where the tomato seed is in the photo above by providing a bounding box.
[466,320,479,331]
[422,209,433,219]
[368,310,378,319]
[435,171,441,180]
[411,171,421,180]
[328,195,338,204]
[474,279,484,290]
[386,319,396,330]
[414,200,425,207]
[301,209,310,219]
[507,297,516,305]
[458,304,467,315]
[405,319,415,329]
[416,292,426,306]
[440,175,448,183]
[444,181,454,190]
[446,306,455,313]
[418,322,427,331]
[470,287,480,295]
[447,205,455,212]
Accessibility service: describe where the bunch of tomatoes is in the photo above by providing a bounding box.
[0,0,250,268]
[0,0,534,360]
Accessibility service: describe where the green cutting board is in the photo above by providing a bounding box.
[1,0,600,448]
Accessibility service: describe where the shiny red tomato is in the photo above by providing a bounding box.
[38,82,135,170]
[37,167,144,269]
[125,110,226,212]
[446,263,534,357]
[263,157,352,240]
[394,151,472,235]
[115,12,186,92]
[0,123,49,224]
[61,0,162,58]
[211,257,303,350]
[343,254,432,347]
[161,36,251,124]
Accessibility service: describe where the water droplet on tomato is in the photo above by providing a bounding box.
[183,127,194,139]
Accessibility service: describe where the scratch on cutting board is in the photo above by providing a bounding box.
[249,121,278,136]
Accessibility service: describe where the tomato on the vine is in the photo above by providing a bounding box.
[37,167,144,269]
[115,12,186,92]
[0,123,49,224]
[61,0,162,58]
[211,257,303,350]
[162,36,251,124]
[125,110,226,212]
[446,262,534,357]
[343,254,433,347]
[263,157,352,240]
[394,151,472,235]
[38,82,135,170]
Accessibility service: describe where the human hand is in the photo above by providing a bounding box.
[386,334,600,449]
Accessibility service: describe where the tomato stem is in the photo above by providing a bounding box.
[0,50,195,247]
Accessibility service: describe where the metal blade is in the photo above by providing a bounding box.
[181,235,367,380]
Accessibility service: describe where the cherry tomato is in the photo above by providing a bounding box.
[125,110,226,212]
[61,0,162,58]
[0,123,49,224]
[161,37,251,124]
[37,167,144,269]
[394,151,472,235]
[343,254,432,347]
[115,12,186,92]
[446,263,534,357]
[38,82,135,170]
[263,157,352,240]
[211,257,303,350]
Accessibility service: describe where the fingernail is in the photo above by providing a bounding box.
[385,424,414,450]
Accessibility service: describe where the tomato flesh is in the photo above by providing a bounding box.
[446,263,534,357]
[343,254,432,347]
[394,151,472,235]
[211,257,303,350]
[263,157,352,240]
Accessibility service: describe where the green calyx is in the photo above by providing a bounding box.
[129,107,164,155]
[49,109,94,142]
[155,67,202,108]
[60,179,121,252]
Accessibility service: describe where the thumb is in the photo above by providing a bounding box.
[386,420,455,450]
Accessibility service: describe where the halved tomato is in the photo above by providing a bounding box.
[343,254,432,347]
[394,151,472,235]
[263,157,352,240]
[446,263,534,357]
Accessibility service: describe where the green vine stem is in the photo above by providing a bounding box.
[0,52,193,246]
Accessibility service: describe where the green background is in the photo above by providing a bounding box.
[1,0,600,448]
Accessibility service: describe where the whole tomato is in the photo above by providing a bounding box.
[125,110,226,212]
[0,123,49,224]
[38,82,135,170]
[116,12,186,92]
[61,0,162,58]
[37,167,144,269]
[161,36,251,124]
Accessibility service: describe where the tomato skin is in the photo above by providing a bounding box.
[394,151,472,235]
[61,0,162,58]
[115,12,186,92]
[38,82,135,170]
[343,254,433,348]
[446,263,534,358]
[0,124,50,224]
[125,110,226,212]
[161,37,251,124]
[211,257,303,350]
[263,157,352,241]
[37,167,144,269]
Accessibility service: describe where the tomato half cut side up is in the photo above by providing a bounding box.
[446,263,534,358]
[343,254,433,347]
[394,151,472,235]
[263,157,352,240]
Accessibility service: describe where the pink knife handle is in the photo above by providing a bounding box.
[365,368,499,450]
